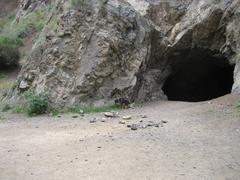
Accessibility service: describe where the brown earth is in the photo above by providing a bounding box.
[0,94,240,180]
[0,0,18,18]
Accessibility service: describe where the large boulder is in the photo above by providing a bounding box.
[12,0,153,108]
[9,0,240,108]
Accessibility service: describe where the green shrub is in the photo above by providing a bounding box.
[24,89,49,116]
[2,104,11,112]
[12,105,26,114]
[0,45,20,67]
[0,34,23,47]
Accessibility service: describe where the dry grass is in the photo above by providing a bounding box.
[0,78,14,96]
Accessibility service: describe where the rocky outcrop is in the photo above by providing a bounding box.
[9,0,240,108]
[15,0,52,22]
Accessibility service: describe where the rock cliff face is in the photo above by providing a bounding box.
[16,0,52,22]
[9,0,240,108]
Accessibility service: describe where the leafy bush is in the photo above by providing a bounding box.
[0,45,20,67]
[24,89,49,116]
[0,13,16,32]
[2,104,11,112]
[0,34,23,47]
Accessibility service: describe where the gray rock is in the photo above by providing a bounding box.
[72,115,78,119]
[131,124,138,131]
[122,116,132,120]
[90,118,97,123]
[119,120,126,124]
[9,0,240,108]
[104,112,118,118]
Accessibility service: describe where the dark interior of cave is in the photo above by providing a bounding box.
[162,52,234,102]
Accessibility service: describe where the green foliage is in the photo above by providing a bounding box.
[0,45,20,67]
[0,13,15,32]
[0,34,23,47]
[13,9,47,38]
[237,100,240,110]
[0,6,50,51]
[71,0,87,8]
[68,104,122,114]
[24,89,49,116]
[49,110,60,117]
[0,8,49,67]
[2,104,11,112]
[12,105,26,114]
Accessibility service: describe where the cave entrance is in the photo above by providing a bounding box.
[162,51,234,102]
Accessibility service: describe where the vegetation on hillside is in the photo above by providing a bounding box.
[0,6,52,67]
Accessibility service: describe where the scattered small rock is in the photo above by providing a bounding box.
[35,126,39,129]
[147,123,153,127]
[101,118,107,122]
[140,115,147,118]
[129,103,135,109]
[131,124,138,131]
[140,124,147,129]
[104,112,118,118]
[122,116,132,120]
[162,120,168,124]
[26,154,30,157]
[90,118,97,123]
[154,123,160,127]
[72,115,79,118]
[119,120,126,124]
[127,124,131,128]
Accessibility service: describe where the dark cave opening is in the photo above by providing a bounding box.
[162,53,234,102]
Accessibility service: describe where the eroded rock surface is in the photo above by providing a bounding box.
[9,0,240,108]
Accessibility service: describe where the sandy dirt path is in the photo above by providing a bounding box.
[0,95,240,180]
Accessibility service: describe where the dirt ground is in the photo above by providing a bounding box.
[0,95,240,180]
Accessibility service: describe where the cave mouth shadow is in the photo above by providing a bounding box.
[162,53,234,102]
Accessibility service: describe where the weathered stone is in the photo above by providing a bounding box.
[131,124,138,131]
[119,120,126,124]
[8,0,240,108]
[122,116,132,120]
[104,112,117,118]
[19,80,29,89]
